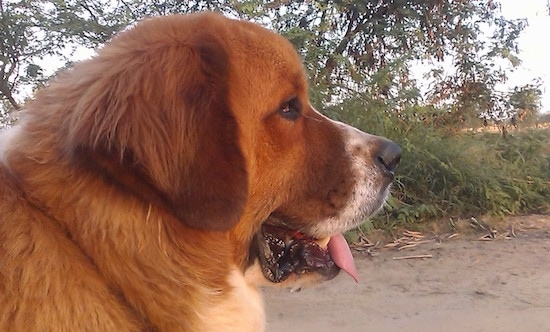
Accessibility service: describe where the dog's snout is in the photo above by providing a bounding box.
[376,140,401,177]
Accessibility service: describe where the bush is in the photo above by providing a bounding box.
[325,99,550,230]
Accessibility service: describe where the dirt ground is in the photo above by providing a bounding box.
[262,215,550,332]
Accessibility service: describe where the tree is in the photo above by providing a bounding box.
[0,0,247,113]
[508,81,542,115]
[0,0,533,128]
[508,80,542,126]
[232,1,526,117]
[0,0,48,110]
[0,0,126,111]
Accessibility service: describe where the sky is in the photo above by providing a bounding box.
[498,0,550,112]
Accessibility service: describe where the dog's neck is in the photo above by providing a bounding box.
[1,123,265,330]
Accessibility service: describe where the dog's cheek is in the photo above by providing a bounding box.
[274,114,355,226]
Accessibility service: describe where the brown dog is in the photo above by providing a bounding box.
[0,12,400,331]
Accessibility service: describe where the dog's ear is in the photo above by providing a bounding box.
[66,23,248,231]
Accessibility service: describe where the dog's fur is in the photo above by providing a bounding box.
[0,13,399,331]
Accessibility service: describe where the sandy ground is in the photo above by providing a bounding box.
[263,215,550,332]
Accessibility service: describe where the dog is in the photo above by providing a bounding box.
[0,12,401,331]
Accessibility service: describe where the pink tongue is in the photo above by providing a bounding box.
[328,233,358,282]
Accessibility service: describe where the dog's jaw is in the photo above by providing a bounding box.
[247,115,400,288]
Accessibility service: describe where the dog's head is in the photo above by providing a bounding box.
[61,13,400,285]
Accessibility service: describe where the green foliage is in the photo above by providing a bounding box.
[325,96,549,229]
[0,0,124,110]
[375,121,550,229]
[508,80,542,115]
[242,0,528,122]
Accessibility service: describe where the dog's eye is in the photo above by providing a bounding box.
[278,98,301,121]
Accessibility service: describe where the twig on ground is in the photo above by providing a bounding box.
[471,217,498,240]
[392,254,433,260]
[384,230,435,250]
[350,228,379,256]
[447,233,460,240]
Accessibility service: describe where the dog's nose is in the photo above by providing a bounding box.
[376,140,401,177]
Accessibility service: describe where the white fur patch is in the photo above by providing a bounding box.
[200,268,265,331]
[0,124,22,165]
[309,119,390,238]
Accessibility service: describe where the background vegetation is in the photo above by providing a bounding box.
[2,0,549,230]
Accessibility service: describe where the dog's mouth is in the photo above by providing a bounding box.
[252,222,358,283]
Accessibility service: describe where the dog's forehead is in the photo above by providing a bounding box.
[228,20,307,88]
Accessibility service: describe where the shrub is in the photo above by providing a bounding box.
[326,99,550,230]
